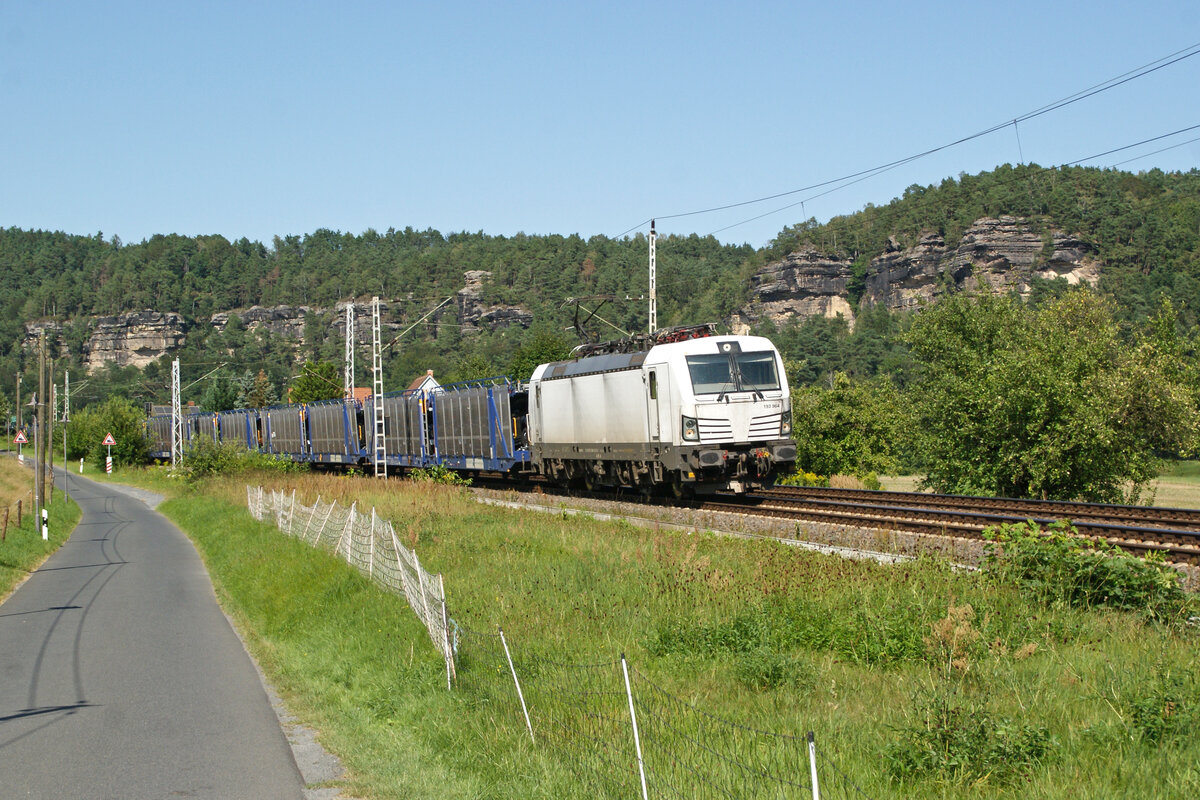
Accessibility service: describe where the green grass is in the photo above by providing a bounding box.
[0,458,81,601]
[141,471,1200,800]
[1162,460,1200,479]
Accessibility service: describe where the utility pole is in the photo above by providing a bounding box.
[63,370,69,503]
[36,331,46,534]
[47,362,55,504]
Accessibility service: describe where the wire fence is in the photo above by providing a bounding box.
[246,486,455,686]
[246,485,871,799]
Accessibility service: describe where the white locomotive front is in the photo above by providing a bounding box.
[529,330,796,494]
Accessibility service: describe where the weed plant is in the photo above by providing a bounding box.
[151,470,1200,798]
[982,520,1193,620]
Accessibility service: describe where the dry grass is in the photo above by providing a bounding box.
[0,455,34,511]
[1148,479,1200,509]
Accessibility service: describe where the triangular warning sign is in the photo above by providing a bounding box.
[13,430,27,444]
[102,433,117,446]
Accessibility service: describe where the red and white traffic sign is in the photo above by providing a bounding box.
[13,430,28,445]
[102,432,117,446]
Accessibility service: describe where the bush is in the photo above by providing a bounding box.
[408,465,472,486]
[982,520,1192,620]
[175,436,304,483]
[777,470,828,488]
[1121,661,1200,745]
[884,690,1053,784]
[66,397,149,467]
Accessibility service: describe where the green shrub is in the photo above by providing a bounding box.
[982,520,1192,620]
[884,690,1053,784]
[1121,662,1200,745]
[776,470,828,488]
[408,465,472,486]
[176,436,303,483]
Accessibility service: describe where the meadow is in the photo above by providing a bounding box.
[77,465,1199,800]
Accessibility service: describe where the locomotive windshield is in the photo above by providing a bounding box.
[686,351,781,395]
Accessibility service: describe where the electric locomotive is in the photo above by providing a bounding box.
[529,324,796,494]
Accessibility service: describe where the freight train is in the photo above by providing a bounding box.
[147,326,797,494]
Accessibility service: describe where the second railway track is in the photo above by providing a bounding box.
[700,487,1200,566]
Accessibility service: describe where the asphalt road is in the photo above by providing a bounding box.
[0,468,306,799]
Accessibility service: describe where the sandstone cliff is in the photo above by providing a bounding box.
[31,271,535,372]
[740,216,1101,329]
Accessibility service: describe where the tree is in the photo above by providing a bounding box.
[904,290,1199,502]
[506,325,573,381]
[288,360,342,404]
[237,370,278,408]
[67,397,149,467]
[198,372,241,412]
[790,372,902,478]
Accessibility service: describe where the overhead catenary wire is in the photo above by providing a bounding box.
[613,39,1200,239]
[706,121,1200,238]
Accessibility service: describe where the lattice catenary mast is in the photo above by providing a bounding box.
[344,302,355,401]
[171,358,183,466]
[648,219,657,334]
[371,297,386,477]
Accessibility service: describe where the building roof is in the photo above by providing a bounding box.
[405,369,440,393]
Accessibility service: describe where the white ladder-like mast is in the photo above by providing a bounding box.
[648,219,657,334]
[371,297,386,478]
[171,358,183,466]
[344,302,356,400]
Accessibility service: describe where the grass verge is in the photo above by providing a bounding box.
[144,470,1200,799]
[0,456,82,601]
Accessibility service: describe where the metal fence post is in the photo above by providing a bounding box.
[370,508,376,579]
[499,626,533,741]
[441,576,456,688]
[415,551,431,627]
[338,502,355,557]
[808,731,820,800]
[303,494,319,540]
[621,654,649,800]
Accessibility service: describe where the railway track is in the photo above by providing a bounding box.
[468,474,1200,566]
[697,487,1200,566]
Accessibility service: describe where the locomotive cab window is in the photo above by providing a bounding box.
[686,351,780,395]
[737,352,781,392]
[649,371,658,400]
[686,354,735,395]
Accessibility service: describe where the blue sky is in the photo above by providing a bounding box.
[2,1,1197,249]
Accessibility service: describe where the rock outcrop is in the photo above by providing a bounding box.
[82,311,187,370]
[210,305,314,341]
[61,272,535,371]
[454,270,535,332]
[740,216,1100,329]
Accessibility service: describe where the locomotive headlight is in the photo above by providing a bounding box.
[682,415,700,441]
[780,410,792,436]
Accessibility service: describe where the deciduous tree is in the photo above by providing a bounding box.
[904,291,1199,502]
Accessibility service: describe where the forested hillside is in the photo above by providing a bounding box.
[1,163,1198,420]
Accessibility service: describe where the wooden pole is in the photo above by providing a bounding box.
[47,364,54,505]
[2,506,8,541]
